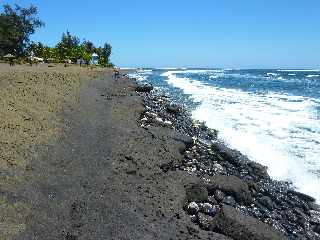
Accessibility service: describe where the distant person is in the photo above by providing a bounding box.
[114,69,120,79]
[9,59,14,66]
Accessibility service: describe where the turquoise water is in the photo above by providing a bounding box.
[130,68,320,202]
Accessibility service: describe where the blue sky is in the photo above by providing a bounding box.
[2,0,320,68]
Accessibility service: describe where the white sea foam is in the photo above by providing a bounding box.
[278,69,320,72]
[163,70,320,202]
[174,69,224,74]
[138,69,153,73]
[267,73,279,76]
[306,75,320,78]
[156,67,187,70]
[128,69,153,81]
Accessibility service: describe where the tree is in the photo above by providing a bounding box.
[82,40,95,54]
[26,41,44,57]
[56,31,80,59]
[69,45,91,63]
[0,4,44,56]
[96,43,112,66]
[102,43,112,63]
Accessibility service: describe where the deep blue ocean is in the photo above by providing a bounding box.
[129,68,320,202]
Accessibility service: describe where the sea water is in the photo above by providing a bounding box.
[130,68,320,202]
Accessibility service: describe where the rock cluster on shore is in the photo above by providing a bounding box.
[133,81,320,240]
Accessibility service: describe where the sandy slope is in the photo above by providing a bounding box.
[0,64,229,239]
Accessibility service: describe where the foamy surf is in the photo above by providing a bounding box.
[161,70,320,202]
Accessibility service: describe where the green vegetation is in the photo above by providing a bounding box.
[0,3,113,67]
[0,4,44,57]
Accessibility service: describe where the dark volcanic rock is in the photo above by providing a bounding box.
[223,196,237,207]
[186,202,200,215]
[214,189,225,202]
[258,196,275,211]
[140,77,320,238]
[190,214,198,223]
[211,142,242,166]
[210,205,286,240]
[288,190,316,203]
[310,210,320,224]
[207,175,253,205]
[199,203,219,216]
[313,224,320,234]
[173,133,193,153]
[308,202,320,211]
[166,104,181,115]
[207,195,218,205]
[198,212,214,230]
[160,161,175,173]
[185,183,208,203]
[136,84,153,93]
[247,161,269,179]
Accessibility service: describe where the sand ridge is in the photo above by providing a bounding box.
[0,64,111,239]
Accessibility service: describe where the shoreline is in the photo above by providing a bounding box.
[130,68,320,203]
[134,78,320,239]
[0,64,319,239]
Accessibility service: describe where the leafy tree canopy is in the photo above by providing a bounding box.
[102,43,112,63]
[0,3,113,67]
[82,40,95,54]
[56,31,80,59]
[0,3,44,56]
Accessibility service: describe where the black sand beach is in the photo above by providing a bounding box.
[0,65,319,239]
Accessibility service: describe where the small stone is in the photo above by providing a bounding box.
[166,104,181,115]
[145,112,157,119]
[198,212,214,230]
[199,203,219,216]
[184,166,197,173]
[296,216,307,227]
[223,196,237,207]
[199,122,207,130]
[310,210,320,224]
[190,214,198,223]
[214,190,225,202]
[136,84,153,93]
[284,210,297,223]
[187,202,200,215]
[198,138,212,147]
[313,224,320,234]
[163,120,172,126]
[155,117,163,123]
[207,195,218,205]
[192,121,201,128]
[212,163,224,173]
